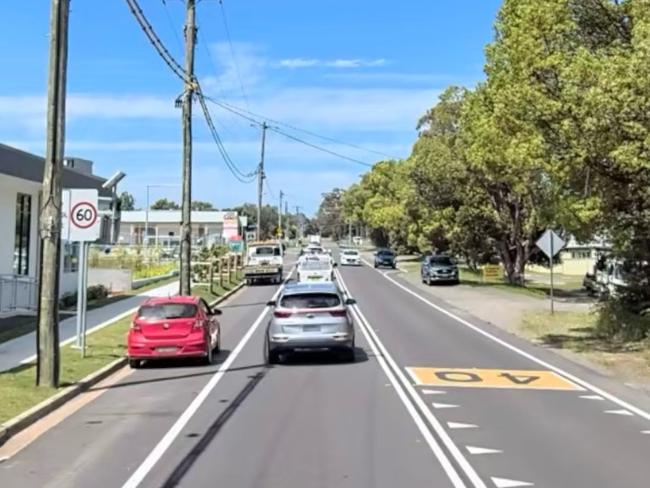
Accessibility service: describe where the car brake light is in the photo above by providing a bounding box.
[131,320,141,331]
[329,310,347,317]
[274,310,293,318]
[193,320,204,329]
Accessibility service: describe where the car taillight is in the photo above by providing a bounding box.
[329,310,347,317]
[274,310,293,318]
[131,320,141,331]
[193,320,204,329]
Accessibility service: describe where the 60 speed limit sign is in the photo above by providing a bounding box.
[62,189,101,241]
[71,201,98,229]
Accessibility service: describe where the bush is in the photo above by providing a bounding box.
[596,299,650,342]
[59,284,109,309]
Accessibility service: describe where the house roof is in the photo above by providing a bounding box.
[0,143,112,197]
[120,210,237,224]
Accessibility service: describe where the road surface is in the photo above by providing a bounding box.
[1,250,649,487]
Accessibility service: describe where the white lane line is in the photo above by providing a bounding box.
[336,269,485,488]
[641,431,650,434]
[432,402,459,409]
[422,389,447,395]
[605,409,634,416]
[580,394,604,400]
[121,272,293,488]
[491,477,534,488]
[448,422,479,430]
[466,446,502,455]
[363,259,650,422]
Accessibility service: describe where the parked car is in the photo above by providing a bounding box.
[265,282,356,363]
[297,256,335,283]
[340,249,361,266]
[374,249,396,269]
[421,255,459,285]
[127,296,222,368]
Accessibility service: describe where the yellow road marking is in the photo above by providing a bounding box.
[407,367,582,391]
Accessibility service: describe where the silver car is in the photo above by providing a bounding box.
[265,282,356,363]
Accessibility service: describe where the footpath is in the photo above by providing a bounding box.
[0,281,179,373]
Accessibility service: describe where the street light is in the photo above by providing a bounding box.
[145,184,181,247]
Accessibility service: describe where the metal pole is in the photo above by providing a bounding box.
[278,190,283,239]
[256,122,267,241]
[145,185,149,247]
[37,0,69,387]
[550,235,555,315]
[75,243,83,349]
[179,0,196,296]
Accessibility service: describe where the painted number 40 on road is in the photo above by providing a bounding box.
[407,367,582,391]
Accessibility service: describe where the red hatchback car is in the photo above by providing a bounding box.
[127,296,222,368]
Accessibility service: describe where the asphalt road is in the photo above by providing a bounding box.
[1,248,650,488]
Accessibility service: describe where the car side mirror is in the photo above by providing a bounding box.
[211,308,222,316]
[345,298,356,305]
[266,300,277,307]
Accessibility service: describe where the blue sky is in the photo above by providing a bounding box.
[0,0,501,215]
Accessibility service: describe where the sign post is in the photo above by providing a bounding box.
[62,189,100,357]
[535,229,566,314]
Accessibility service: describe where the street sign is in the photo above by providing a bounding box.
[535,229,566,315]
[536,229,565,259]
[482,264,502,281]
[62,189,100,242]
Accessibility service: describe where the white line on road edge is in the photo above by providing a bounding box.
[336,269,484,488]
[121,272,293,488]
[363,259,650,423]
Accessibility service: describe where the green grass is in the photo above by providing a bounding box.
[0,316,131,424]
[133,263,178,280]
[519,310,650,384]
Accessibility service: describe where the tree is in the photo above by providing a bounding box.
[191,200,215,211]
[316,189,346,240]
[119,191,135,211]
[151,198,180,210]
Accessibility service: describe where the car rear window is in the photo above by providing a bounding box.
[138,303,197,319]
[300,261,330,270]
[280,293,340,309]
[343,250,359,256]
[254,247,280,256]
[429,256,454,265]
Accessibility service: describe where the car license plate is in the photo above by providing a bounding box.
[303,325,320,332]
[308,275,320,280]
[156,346,177,354]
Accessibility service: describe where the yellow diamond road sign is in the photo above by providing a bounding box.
[407,367,582,391]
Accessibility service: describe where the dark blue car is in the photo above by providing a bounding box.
[374,249,396,269]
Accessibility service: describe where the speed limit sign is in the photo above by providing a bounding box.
[62,189,101,241]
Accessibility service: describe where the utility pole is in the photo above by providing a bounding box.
[295,205,303,240]
[278,190,284,239]
[179,0,196,296]
[37,0,70,388]
[256,122,267,241]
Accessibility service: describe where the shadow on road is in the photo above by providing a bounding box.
[159,370,266,488]
[275,347,369,366]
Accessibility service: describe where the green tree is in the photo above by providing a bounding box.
[191,200,215,211]
[119,191,135,211]
[150,198,180,210]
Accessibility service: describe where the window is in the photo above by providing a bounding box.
[570,250,591,259]
[13,193,31,275]
[280,293,340,309]
[138,303,197,319]
[63,242,79,273]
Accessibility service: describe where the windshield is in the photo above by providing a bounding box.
[299,261,331,271]
[138,303,197,320]
[253,247,280,256]
[378,250,394,257]
[280,293,340,309]
[429,256,454,266]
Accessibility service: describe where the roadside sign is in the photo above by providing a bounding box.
[62,189,100,242]
[482,264,501,281]
[407,367,581,391]
[536,230,565,259]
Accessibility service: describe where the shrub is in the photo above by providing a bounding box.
[595,299,650,342]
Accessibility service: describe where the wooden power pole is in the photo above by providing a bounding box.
[179,0,196,296]
[256,122,267,241]
[37,0,70,387]
[278,190,284,239]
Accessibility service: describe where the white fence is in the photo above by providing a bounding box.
[0,275,38,314]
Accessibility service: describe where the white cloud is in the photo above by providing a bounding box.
[277,58,387,69]
[201,42,266,96]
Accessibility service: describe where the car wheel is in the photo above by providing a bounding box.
[215,332,221,353]
[265,336,281,364]
[246,278,252,286]
[203,342,214,365]
[128,358,141,369]
[426,275,432,286]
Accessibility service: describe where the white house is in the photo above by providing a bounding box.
[0,143,122,314]
[119,210,239,247]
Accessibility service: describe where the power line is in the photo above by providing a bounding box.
[124,0,257,183]
[208,98,397,160]
[160,0,183,54]
[217,0,250,110]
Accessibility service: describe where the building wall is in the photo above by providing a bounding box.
[528,248,601,276]
[0,174,41,277]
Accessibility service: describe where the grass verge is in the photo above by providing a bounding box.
[519,310,650,386]
[0,316,131,425]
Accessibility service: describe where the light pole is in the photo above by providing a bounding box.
[145,184,180,247]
